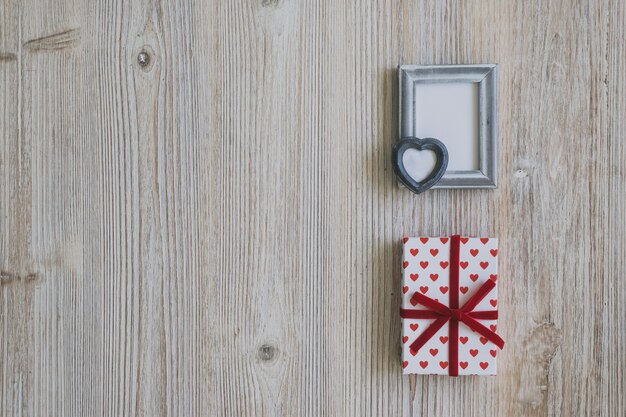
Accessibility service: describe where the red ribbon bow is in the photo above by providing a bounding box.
[400,235,504,376]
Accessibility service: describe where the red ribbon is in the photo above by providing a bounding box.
[400,235,504,376]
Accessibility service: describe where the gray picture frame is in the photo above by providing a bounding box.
[399,64,498,188]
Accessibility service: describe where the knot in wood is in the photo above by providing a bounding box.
[261,0,281,7]
[258,344,276,361]
[137,50,151,68]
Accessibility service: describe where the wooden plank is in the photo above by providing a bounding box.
[1,0,624,416]
[0,2,30,417]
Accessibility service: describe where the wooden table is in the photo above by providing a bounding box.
[1,1,624,416]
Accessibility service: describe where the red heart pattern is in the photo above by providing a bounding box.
[401,236,499,374]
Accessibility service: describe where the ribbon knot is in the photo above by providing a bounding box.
[400,235,505,376]
[449,309,463,321]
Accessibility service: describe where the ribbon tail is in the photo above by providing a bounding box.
[460,315,505,349]
[409,317,449,353]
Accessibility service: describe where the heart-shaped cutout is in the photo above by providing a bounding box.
[392,137,448,194]
[403,148,437,182]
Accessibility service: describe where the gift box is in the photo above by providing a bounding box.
[400,235,504,376]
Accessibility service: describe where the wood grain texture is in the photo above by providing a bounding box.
[1,0,624,416]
